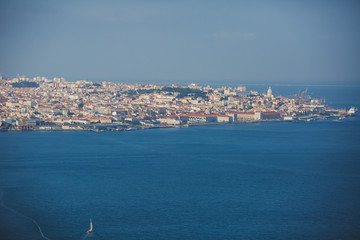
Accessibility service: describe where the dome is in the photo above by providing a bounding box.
[267,87,273,97]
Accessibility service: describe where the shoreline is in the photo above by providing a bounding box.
[0,115,354,133]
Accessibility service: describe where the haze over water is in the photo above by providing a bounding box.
[1,1,360,85]
[0,86,359,240]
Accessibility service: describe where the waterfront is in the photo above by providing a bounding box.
[1,111,360,239]
[2,79,359,132]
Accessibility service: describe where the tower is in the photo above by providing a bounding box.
[267,86,273,98]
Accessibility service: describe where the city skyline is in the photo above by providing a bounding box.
[1,74,354,132]
[1,1,360,84]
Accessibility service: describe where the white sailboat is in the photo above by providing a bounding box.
[88,218,93,233]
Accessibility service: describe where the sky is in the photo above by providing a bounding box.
[0,0,360,85]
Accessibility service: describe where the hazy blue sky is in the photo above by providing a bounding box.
[1,0,360,84]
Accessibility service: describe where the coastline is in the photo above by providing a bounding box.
[0,115,354,133]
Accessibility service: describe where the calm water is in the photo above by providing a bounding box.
[1,86,360,240]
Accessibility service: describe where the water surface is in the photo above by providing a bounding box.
[0,86,360,240]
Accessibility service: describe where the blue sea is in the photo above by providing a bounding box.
[1,85,360,240]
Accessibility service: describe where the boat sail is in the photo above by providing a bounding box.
[88,219,93,233]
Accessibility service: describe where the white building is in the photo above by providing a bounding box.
[216,115,233,123]
[266,86,273,98]
[158,118,181,125]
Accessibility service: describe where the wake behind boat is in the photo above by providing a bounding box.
[88,219,93,233]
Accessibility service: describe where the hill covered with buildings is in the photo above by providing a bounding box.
[0,76,351,131]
